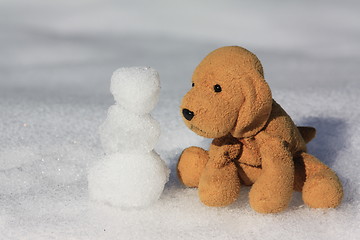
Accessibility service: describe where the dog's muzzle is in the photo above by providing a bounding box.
[182,108,194,121]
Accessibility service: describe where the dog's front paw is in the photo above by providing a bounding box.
[249,180,291,213]
[198,161,240,207]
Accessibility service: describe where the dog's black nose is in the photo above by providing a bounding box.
[182,108,194,121]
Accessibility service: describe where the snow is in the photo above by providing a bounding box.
[99,67,161,154]
[0,0,360,239]
[88,151,169,208]
[89,67,169,208]
[99,105,161,154]
[110,67,160,114]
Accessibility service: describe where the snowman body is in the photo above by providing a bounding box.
[88,67,169,208]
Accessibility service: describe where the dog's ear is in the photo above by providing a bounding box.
[231,71,272,138]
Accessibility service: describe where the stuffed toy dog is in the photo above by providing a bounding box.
[177,46,343,213]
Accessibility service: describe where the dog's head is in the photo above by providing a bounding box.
[181,46,272,139]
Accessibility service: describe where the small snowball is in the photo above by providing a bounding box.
[99,105,160,154]
[88,151,169,208]
[110,67,160,114]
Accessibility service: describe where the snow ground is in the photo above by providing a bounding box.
[1,0,360,239]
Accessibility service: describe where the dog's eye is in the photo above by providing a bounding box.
[214,84,222,92]
[192,83,195,87]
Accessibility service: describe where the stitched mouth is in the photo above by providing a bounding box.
[190,124,230,138]
[190,124,208,135]
[238,162,262,168]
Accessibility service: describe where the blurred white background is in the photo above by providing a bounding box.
[1,0,359,97]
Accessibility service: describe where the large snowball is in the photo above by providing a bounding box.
[111,67,160,114]
[88,151,169,208]
[99,105,161,154]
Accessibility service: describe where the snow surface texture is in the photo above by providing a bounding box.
[89,67,169,207]
[1,0,360,239]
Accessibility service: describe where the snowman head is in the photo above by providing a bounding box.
[111,67,160,114]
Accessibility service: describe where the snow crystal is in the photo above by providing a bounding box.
[0,167,36,195]
[0,147,38,170]
[37,158,84,184]
[0,147,40,194]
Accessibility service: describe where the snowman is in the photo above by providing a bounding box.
[88,67,169,208]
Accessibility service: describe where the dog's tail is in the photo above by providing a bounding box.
[297,126,316,144]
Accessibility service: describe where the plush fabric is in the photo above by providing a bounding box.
[177,46,343,213]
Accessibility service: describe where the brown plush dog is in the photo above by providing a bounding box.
[177,46,343,213]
